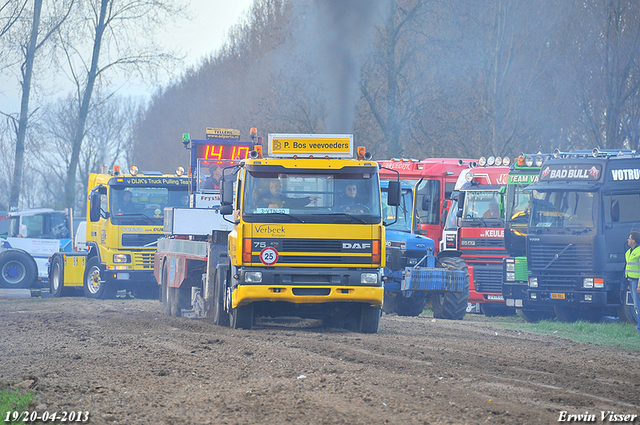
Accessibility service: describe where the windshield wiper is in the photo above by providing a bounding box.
[543,243,573,270]
[330,213,367,224]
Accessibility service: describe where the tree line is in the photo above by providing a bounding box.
[2,0,640,211]
[0,0,184,212]
[135,0,640,171]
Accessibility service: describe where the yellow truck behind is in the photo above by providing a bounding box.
[49,167,189,299]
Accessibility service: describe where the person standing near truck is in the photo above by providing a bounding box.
[625,231,640,331]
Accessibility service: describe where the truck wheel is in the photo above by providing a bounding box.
[617,289,638,324]
[231,303,254,329]
[516,308,554,322]
[213,269,230,326]
[0,251,37,288]
[169,284,190,317]
[133,283,158,299]
[555,306,603,323]
[432,257,469,320]
[161,262,171,315]
[396,295,427,317]
[553,306,578,322]
[358,305,381,333]
[382,291,398,315]
[50,256,71,297]
[83,257,117,299]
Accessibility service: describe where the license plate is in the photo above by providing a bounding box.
[550,293,565,300]
[487,295,504,301]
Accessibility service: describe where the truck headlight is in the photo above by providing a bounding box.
[245,272,262,283]
[583,278,593,289]
[361,273,379,284]
[113,254,131,263]
[506,272,515,281]
[407,258,418,266]
[505,262,515,272]
[529,277,538,287]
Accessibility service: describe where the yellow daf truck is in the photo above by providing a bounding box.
[154,130,400,332]
[49,167,189,299]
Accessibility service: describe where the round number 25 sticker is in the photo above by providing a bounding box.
[260,247,279,265]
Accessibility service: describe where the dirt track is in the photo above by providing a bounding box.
[1,297,639,424]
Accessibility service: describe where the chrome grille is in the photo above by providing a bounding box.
[132,252,155,270]
[473,265,503,293]
[529,243,593,272]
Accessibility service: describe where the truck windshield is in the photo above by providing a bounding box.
[382,187,413,232]
[530,190,598,234]
[461,190,503,225]
[506,184,531,227]
[110,187,188,225]
[7,212,70,239]
[242,170,381,224]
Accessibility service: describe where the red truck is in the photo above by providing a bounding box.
[441,160,511,316]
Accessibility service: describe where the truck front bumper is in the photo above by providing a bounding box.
[104,269,156,285]
[232,267,383,308]
[525,289,608,307]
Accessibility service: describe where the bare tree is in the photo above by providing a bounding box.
[0,0,28,41]
[58,0,184,208]
[567,0,640,150]
[3,0,73,209]
[360,0,431,158]
[35,93,137,211]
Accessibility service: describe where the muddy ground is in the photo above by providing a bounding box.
[1,297,639,425]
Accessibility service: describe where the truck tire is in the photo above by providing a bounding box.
[432,257,469,320]
[213,268,230,326]
[50,256,72,297]
[161,262,171,316]
[481,304,515,317]
[133,283,158,300]
[554,306,603,323]
[396,295,427,317]
[231,302,254,329]
[382,291,398,315]
[0,251,37,289]
[553,306,577,322]
[169,284,191,317]
[516,308,554,322]
[358,305,381,333]
[83,257,117,299]
[617,289,638,324]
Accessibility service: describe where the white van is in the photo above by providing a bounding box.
[74,221,87,251]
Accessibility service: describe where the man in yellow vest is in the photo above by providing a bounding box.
[625,231,640,331]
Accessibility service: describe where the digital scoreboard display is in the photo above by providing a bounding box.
[195,143,252,161]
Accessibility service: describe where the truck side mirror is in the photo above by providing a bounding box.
[611,200,620,223]
[89,192,101,222]
[386,181,401,207]
[456,193,465,218]
[221,176,234,206]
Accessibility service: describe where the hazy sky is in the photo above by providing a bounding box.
[0,0,254,112]
[158,0,254,70]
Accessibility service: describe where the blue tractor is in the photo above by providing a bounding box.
[381,181,469,319]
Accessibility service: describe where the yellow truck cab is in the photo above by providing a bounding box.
[49,167,189,299]
[217,133,396,331]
